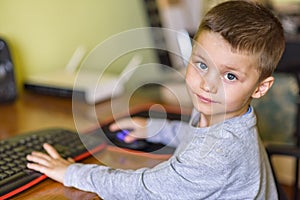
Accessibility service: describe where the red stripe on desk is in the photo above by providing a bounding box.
[0,143,107,200]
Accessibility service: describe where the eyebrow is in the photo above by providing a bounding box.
[191,49,210,63]
[220,64,247,77]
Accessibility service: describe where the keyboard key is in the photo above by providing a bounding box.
[0,128,106,199]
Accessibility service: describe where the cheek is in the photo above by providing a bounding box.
[224,86,251,107]
[185,66,199,89]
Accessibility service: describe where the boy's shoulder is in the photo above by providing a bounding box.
[187,109,258,158]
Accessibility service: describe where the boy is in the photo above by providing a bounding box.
[27,1,285,199]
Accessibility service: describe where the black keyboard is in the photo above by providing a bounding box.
[0,128,106,199]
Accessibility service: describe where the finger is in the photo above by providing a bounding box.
[109,118,133,131]
[108,123,118,131]
[26,154,52,168]
[43,143,61,159]
[124,134,137,143]
[124,129,147,141]
[27,162,48,174]
[30,151,52,161]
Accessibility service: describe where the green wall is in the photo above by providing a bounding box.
[0,0,156,90]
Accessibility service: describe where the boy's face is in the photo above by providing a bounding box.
[185,31,270,124]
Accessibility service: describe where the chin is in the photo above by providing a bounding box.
[194,103,213,115]
[194,101,226,116]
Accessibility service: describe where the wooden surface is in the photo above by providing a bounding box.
[11,147,170,200]
[0,88,191,200]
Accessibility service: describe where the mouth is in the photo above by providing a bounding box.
[196,94,218,104]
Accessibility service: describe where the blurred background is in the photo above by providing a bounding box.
[0,0,300,189]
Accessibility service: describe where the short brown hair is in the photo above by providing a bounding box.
[194,0,285,81]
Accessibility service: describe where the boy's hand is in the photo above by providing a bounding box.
[109,117,147,143]
[26,143,75,184]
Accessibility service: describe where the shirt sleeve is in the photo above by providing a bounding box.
[64,163,148,199]
[145,118,189,147]
[63,141,228,200]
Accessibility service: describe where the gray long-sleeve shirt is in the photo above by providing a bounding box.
[64,107,278,199]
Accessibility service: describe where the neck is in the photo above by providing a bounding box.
[198,113,224,128]
[198,106,250,128]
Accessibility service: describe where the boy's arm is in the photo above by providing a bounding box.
[63,148,226,200]
[109,117,189,147]
[146,118,189,147]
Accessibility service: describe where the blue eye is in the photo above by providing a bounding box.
[224,72,237,81]
[196,62,208,71]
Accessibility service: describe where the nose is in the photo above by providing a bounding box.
[200,71,218,93]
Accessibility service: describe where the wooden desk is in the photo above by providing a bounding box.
[0,88,192,200]
[11,147,170,200]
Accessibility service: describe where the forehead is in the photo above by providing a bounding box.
[193,31,258,72]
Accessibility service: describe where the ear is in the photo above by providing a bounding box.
[251,76,274,99]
